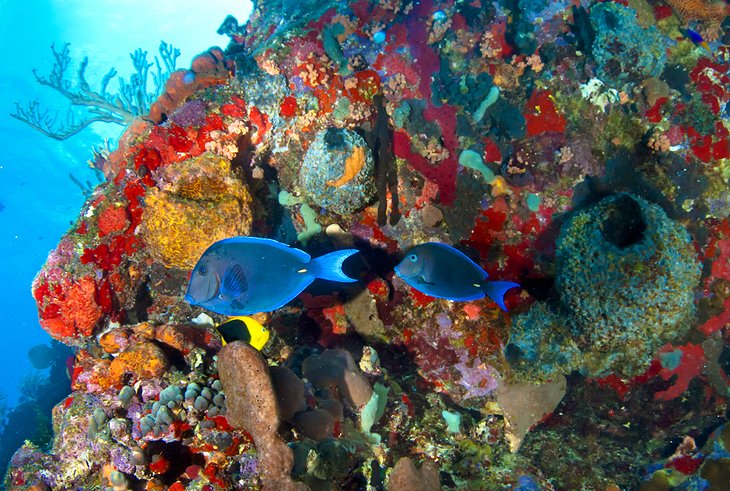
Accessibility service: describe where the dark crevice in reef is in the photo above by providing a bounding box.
[129,278,153,324]
[599,194,647,248]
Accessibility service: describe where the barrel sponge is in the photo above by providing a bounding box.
[299,127,375,215]
[139,152,253,269]
[555,193,701,375]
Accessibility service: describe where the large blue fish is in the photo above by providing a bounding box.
[185,237,358,315]
[395,242,519,311]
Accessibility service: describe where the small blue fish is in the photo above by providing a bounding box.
[395,242,519,311]
[185,237,358,315]
[683,28,711,54]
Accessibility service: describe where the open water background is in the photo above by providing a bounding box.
[0,0,251,413]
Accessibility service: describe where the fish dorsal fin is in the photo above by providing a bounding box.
[215,236,311,263]
[222,263,248,298]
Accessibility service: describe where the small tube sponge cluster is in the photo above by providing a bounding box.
[138,380,225,438]
[299,127,376,215]
[509,194,701,377]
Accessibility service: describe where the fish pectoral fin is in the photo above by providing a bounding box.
[416,276,435,286]
[222,263,248,298]
[230,299,247,310]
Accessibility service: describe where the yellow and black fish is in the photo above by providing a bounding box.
[216,316,270,350]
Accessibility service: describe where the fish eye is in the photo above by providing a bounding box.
[198,265,208,276]
[409,254,418,262]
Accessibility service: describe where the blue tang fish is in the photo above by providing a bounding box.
[395,242,519,311]
[185,237,358,315]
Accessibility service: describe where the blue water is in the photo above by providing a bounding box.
[0,0,251,409]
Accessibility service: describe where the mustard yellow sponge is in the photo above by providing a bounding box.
[140,152,253,269]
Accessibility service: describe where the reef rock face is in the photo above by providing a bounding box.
[9,0,730,489]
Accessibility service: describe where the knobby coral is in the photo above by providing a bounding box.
[664,0,730,22]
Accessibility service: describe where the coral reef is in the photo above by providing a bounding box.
[8,0,730,489]
[638,423,730,489]
[590,2,667,88]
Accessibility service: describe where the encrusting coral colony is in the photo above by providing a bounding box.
[8,0,730,489]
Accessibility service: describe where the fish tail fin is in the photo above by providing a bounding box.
[311,249,359,282]
[482,281,519,311]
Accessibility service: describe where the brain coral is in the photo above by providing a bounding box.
[509,193,701,378]
[140,152,253,269]
[556,193,701,376]
[299,127,375,215]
